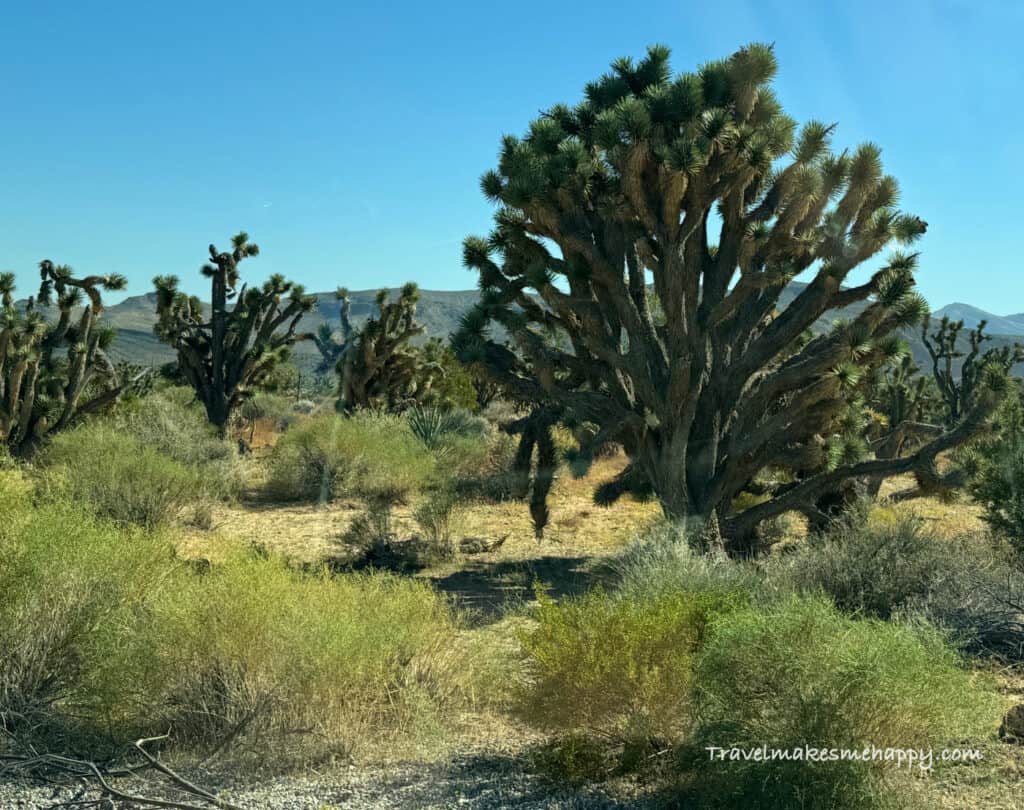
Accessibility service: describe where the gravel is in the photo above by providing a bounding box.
[0,754,659,809]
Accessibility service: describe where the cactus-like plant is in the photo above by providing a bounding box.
[311,287,355,376]
[1,261,137,454]
[455,42,1007,552]
[336,283,441,412]
[923,316,1024,427]
[153,232,315,432]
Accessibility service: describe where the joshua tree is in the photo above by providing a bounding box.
[311,287,355,376]
[153,232,315,433]
[863,353,937,467]
[454,42,1006,552]
[922,315,1024,427]
[336,283,441,412]
[1,261,137,454]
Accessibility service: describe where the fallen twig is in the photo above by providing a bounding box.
[1,732,244,810]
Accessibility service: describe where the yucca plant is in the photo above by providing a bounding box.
[407,405,487,449]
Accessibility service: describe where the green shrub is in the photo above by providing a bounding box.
[265,412,435,503]
[407,405,494,486]
[529,733,614,785]
[515,587,740,746]
[0,472,467,762]
[113,386,243,500]
[449,430,522,501]
[413,487,465,558]
[37,424,206,528]
[107,554,464,762]
[117,386,233,463]
[774,513,1024,661]
[237,391,296,433]
[263,413,338,502]
[612,521,765,601]
[408,405,488,449]
[687,595,1002,809]
[0,472,175,745]
[898,543,1024,663]
[772,513,946,619]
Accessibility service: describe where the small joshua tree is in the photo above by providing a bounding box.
[1,261,136,454]
[455,42,1007,552]
[336,283,441,412]
[923,315,1024,427]
[311,287,355,376]
[153,232,315,433]
[856,352,939,496]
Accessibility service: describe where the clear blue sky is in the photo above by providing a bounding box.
[1,0,1021,313]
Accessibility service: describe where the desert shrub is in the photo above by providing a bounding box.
[515,587,741,750]
[292,398,318,414]
[112,386,243,500]
[0,473,175,746]
[264,412,435,503]
[341,502,396,554]
[407,405,493,483]
[413,487,465,558]
[529,733,614,786]
[104,554,464,762]
[612,521,766,601]
[899,544,1024,662]
[772,512,946,619]
[37,424,206,528]
[117,386,234,464]
[258,359,301,395]
[450,430,522,501]
[237,391,295,433]
[774,512,1024,661]
[263,413,338,501]
[0,472,468,762]
[686,595,1001,809]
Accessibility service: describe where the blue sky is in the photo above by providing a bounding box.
[1,0,1021,313]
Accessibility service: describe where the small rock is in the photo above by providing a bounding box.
[999,704,1024,743]
[460,535,508,555]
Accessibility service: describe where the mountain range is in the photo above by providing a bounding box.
[926,303,1024,337]
[23,288,1024,376]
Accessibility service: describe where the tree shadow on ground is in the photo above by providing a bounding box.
[326,752,662,809]
[429,555,615,626]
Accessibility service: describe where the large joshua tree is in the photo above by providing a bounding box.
[454,43,1006,551]
[1,261,135,454]
[154,232,315,432]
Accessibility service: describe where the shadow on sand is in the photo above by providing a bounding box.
[429,555,615,626]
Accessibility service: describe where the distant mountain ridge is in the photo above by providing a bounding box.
[929,303,1024,337]
[93,288,483,368]
[18,287,1024,376]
